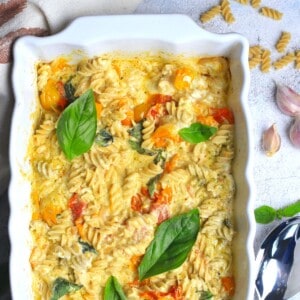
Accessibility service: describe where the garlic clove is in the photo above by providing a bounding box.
[276,84,300,117]
[289,116,300,148]
[262,123,281,156]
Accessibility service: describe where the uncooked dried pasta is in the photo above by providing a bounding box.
[251,0,261,8]
[248,45,262,69]
[249,55,261,69]
[221,0,236,24]
[276,32,291,53]
[200,5,221,23]
[249,45,262,58]
[29,53,235,299]
[235,0,248,5]
[261,49,271,73]
[260,7,283,20]
[296,51,300,69]
[273,52,295,70]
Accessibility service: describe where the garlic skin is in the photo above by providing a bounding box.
[289,116,300,148]
[262,124,281,156]
[276,84,300,117]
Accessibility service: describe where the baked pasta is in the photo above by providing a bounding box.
[29,53,235,300]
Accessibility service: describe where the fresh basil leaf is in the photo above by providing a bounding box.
[277,200,300,218]
[78,239,97,254]
[179,123,217,144]
[254,205,277,224]
[104,276,127,300]
[95,129,113,147]
[50,278,82,300]
[64,79,76,103]
[57,89,97,160]
[198,290,213,300]
[138,208,200,280]
[147,174,162,197]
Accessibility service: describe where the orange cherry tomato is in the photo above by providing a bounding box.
[134,94,172,122]
[221,276,235,296]
[68,193,86,222]
[211,107,235,124]
[174,68,195,90]
[151,124,180,148]
[131,194,143,213]
[139,285,183,300]
[40,79,68,112]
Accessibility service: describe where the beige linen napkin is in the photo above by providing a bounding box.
[0,0,142,195]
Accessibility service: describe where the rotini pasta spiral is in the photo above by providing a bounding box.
[249,55,261,69]
[261,49,271,73]
[251,0,261,8]
[273,52,295,70]
[249,45,262,58]
[200,5,221,23]
[236,0,248,5]
[221,0,235,24]
[276,31,291,53]
[296,51,300,69]
[260,6,283,20]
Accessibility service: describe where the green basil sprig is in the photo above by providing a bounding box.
[255,200,300,224]
[104,276,127,300]
[50,278,82,300]
[254,206,277,224]
[57,89,97,160]
[178,122,217,144]
[138,208,200,281]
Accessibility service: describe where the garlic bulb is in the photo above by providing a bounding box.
[289,116,300,148]
[262,124,281,156]
[276,84,300,117]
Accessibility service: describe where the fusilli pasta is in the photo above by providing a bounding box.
[260,7,283,20]
[261,49,271,73]
[251,0,261,8]
[276,31,291,53]
[235,0,248,5]
[200,5,221,23]
[296,51,300,69]
[29,54,235,300]
[221,0,236,24]
[273,52,295,70]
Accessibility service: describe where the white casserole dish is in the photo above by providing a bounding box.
[9,14,255,299]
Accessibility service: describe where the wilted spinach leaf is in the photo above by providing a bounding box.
[78,239,97,254]
[95,129,113,147]
[64,78,76,103]
[50,278,82,300]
